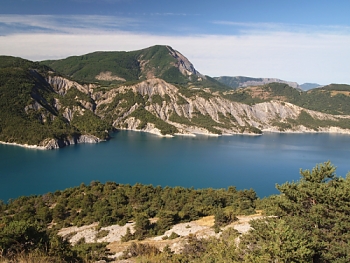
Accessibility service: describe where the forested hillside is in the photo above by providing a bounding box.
[0,180,257,262]
[0,162,349,262]
[0,56,112,147]
[1,46,350,149]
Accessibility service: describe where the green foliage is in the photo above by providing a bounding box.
[126,162,350,263]
[0,220,77,262]
[168,232,180,239]
[239,218,314,262]
[0,56,113,146]
[155,211,178,235]
[223,89,265,105]
[161,67,189,84]
[215,76,268,89]
[130,107,178,135]
[151,94,164,105]
[121,227,134,242]
[41,45,189,85]
[241,162,350,262]
[134,213,152,240]
[191,113,222,134]
[0,182,257,247]
[42,51,141,83]
[214,207,237,228]
[95,229,109,239]
[168,112,193,126]
[121,242,160,259]
[176,95,189,105]
[4,162,349,262]
[272,110,350,131]
[271,120,293,131]
[71,110,111,139]
[72,242,110,262]
[224,82,350,115]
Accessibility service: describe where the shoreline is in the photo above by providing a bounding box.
[2,127,350,150]
[0,141,46,150]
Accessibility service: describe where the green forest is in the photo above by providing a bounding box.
[1,162,349,262]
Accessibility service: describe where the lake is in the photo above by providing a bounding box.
[1,131,350,202]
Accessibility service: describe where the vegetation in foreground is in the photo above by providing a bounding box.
[0,161,349,262]
[0,178,256,262]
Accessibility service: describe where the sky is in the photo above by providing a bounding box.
[1,0,350,85]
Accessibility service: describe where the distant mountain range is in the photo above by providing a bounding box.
[1,45,350,149]
[214,76,322,91]
[299,83,323,90]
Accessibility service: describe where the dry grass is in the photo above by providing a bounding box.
[330,90,350,97]
[107,238,182,254]
[195,215,215,227]
[0,252,61,263]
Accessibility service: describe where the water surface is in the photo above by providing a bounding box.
[1,131,349,201]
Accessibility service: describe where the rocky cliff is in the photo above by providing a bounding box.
[24,76,350,149]
[91,78,350,137]
[2,48,350,150]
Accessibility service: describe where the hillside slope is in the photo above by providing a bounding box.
[1,46,350,149]
[0,56,112,149]
[225,82,350,115]
[42,45,203,85]
[215,76,300,89]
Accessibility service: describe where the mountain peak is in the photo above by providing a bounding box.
[41,45,205,85]
[166,46,204,79]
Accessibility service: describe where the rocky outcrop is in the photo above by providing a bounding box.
[95,71,126,82]
[11,74,350,150]
[42,135,103,150]
[94,78,350,136]
[46,75,91,95]
[167,46,205,80]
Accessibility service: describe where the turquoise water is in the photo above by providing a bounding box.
[1,131,350,202]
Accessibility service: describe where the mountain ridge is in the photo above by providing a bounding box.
[214,76,301,89]
[1,45,350,149]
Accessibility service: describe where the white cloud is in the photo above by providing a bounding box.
[213,21,350,35]
[0,15,138,34]
[1,15,350,84]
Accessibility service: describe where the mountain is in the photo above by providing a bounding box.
[300,82,322,90]
[43,45,201,85]
[224,82,350,115]
[214,76,300,89]
[0,56,111,148]
[1,45,350,149]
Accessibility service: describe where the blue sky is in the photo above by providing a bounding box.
[1,0,350,84]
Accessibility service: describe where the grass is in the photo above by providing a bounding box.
[0,251,74,263]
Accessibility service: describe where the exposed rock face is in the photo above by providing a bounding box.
[13,74,350,150]
[94,78,350,136]
[46,75,90,95]
[24,101,43,112]
[42,135,103,150]
[167,46,205,80]
[95,71,126,82]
